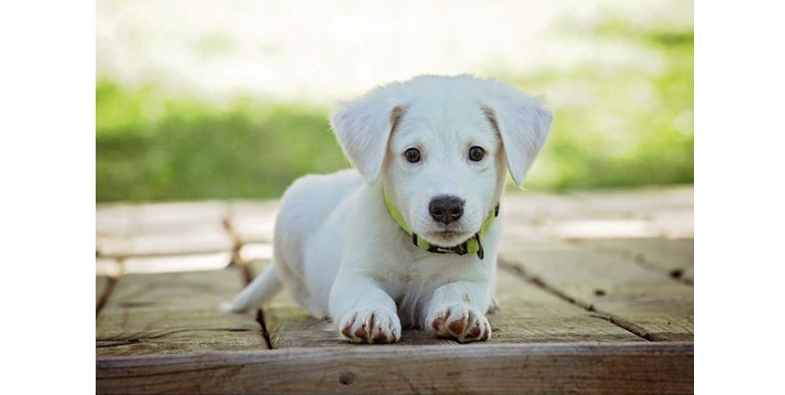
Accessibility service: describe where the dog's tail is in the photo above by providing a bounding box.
[225,264,283,313]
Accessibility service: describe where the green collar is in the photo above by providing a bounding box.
[383,188,499,259]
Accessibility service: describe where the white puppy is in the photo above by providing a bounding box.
[230,75,551,343]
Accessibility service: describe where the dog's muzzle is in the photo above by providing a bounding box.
[383,188,499,259]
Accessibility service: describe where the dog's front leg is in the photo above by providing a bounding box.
[330,274,402,344]
[423,281,492,343]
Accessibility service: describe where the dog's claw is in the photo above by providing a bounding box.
[427,304,491,343]
[338,308,401,344]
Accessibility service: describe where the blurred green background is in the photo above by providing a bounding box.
[97,1,693,202]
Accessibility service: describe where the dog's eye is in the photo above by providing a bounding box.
[468,146,485,162]
[404,148,421,163]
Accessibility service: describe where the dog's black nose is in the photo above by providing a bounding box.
[429,195,464,225]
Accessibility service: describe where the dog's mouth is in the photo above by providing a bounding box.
[434,230,462,237]
[425,229,473,247]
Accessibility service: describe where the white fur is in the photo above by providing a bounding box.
[230,75,551,343]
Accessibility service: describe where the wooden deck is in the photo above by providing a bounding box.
[96,186,694,394]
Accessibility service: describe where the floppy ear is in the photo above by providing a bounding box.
[481,84,552,187]
[330,89,405,184]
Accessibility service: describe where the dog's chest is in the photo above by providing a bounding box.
[384,255,461,327]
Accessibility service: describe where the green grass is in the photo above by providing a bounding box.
[97,19,692,202]
[97,84,349,202]
[513,21,694,191]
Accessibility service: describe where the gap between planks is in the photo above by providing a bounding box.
[498,258,654,342]
[96,257,126,315]
[96,276,116,315]
[96,268,268,356]
[239,262,273,349]
[221,208,243,268]
[252,258,643,349]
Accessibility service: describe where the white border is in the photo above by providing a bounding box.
[697,0,785,393]
[1,1,95,394]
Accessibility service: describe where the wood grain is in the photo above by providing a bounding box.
[94,189,694,394]
[97,201,229,235]
[249,259,641,348]
[488,266,642,343]
[249,260,457,348]
[97,269,267,356]
[97,225,233,258]
[500,244,693,341]
[569,238,694,283]
[97,342,693,395]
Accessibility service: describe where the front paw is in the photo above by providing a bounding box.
[338,308,402,344]
[427,304,491,343]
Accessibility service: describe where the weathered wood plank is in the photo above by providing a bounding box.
[500,244,693,341]
[229,200,279,244]
[249,260,455,348]
[569,238,694,283]
[122,252,232,274]
[97,342,693,395]
[249,259,641,348]
[97,225,233,258]
[96,276,112,310]
[489,266,643,343]
[97,258,122,277]
[571,186,693,215]
[97,201,230,235]
[500,187,693,241]
[501,187,692,224]
[264,304,452,348]
[97,268,267,356]
[237,243,273,264]
[248,259,339,348]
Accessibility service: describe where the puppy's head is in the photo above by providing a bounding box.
[331,75,552,247]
